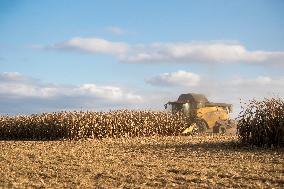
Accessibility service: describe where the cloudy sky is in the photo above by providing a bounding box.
[0,0,284,116]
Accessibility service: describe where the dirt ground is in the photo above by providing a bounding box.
[0,134,283,188]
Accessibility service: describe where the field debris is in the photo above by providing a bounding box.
[0,135,283,188]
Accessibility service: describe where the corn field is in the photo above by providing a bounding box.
[0,110,192,140]
[237,98,284,147]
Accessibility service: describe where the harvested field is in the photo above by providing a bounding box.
[0,134,283,188]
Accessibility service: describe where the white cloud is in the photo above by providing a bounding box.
[214,76,284,117]
[106,26,127,35]
[79,84,142,102]
[47,37,129,56]
[122,42,284,65]
[42,38,284,66]
[230,76,278,86]
[0,72,31,82]
[146,70,201,87]
[0,72,142,114]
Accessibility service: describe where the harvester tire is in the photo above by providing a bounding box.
[195,119,208,133]
[213,124,227,134]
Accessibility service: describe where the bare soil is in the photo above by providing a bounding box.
[0,134,283,188]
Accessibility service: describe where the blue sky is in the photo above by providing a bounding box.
[0,0,284,116]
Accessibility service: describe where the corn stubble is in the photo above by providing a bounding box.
[0,110,192,140]
[237,98,284,147]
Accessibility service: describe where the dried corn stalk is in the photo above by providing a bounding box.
[0,110,192,140]
[237,98,284,147]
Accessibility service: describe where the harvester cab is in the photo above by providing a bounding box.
[165,93,233,134]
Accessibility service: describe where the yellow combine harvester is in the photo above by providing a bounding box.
[165,93,233,134]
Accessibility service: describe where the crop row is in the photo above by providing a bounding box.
[0,110,191,140]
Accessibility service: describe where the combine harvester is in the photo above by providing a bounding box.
[165,93,234,134]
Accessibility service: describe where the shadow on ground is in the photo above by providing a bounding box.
[128,139,284,153]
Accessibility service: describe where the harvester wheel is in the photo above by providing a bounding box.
[195,119,208,133]
[213,123,227,134]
